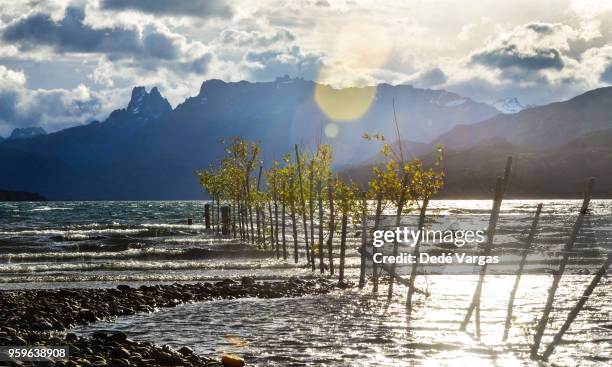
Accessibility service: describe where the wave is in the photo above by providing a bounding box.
[0,228,144,237]
[0,223,211,239]
[0,271,322,285]
[0,248,211,261]
[142,223,208,230]
[0,259,302,274]
[31,207,73,211]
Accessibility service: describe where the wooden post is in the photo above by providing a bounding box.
[339,207,348,283]
[211,197,216,233]
[503,203,542,341]
[542,254,612,361]
[204,204,211,230]
[231,205,237,238]
[240,195,248,242]
[256,166,263,244]
[217,196,221,236]
[281,197,287,260]
[406,198,430,313]
[237,201,244,240]
[326,178,335,275]
[255,206,262,243]
[289,177,299,263]
[274,200,280,256]
[308,159,316,272]
[242,202,248,241]
[212,197,217,234]
[531,178,595,358]
[268,202,275,255]
[460,177,504,336]
[260,206,266,248]
[317,180,325,274]
[387,172,410,300]
[248,204,255,244]
[460,156,512,336]
[294,144,311,264]
[359,195,368,288]
[372,193,383,293]
[221,206,230,235]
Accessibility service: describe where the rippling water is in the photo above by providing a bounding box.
[74,277,612,366]
[1,200,611,365]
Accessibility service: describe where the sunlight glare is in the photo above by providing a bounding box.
[314,23,391,121]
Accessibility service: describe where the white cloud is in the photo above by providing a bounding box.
[0,66,108,135]
[2,0,612,133]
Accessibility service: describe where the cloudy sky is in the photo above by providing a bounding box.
[1,0,612,135]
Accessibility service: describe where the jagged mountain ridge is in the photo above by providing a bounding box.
[8,127,47,140]
[434,86,612,150]
[0,78,497,199]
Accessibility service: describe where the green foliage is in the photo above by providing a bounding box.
[197,126,445,230]
[365,131,445,213]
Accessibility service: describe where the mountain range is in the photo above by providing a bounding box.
[0,78,610,199]
[0,78,497,200]
[349,87,612,198]
[7,127,47,140]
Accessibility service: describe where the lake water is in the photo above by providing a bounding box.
[1,200,611,366]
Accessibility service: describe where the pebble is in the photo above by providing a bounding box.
[0,277,341,366]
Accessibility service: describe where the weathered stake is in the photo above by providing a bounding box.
[289,177,299,263]
[372,193,383,293]
[221,206,230,235]
[406,198,430,313]
[460,156,512,337]
[541,254,612,361]
[460,177,504,335]
[256,166,263,243]
[503,203,542,342]
[359,195,368,288]
[231,205,237,238]
[274,200,280,256]
[204,204,211,230]
[338,207,348,283]
[294,144,311,264]
[268,201,275,255]
[308,159,316,272]
[317,180,325,274]
[281,198,287,260]
[326,178,335,275]
[387,172,409,300]
[531,178,595,358]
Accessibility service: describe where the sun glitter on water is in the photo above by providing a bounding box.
[314,23,391,122]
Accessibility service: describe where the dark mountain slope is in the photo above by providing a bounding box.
[0,79,496,200]
[343,130,612,198]
[434,86,612,150]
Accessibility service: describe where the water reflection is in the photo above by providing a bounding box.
[75,275,611,366]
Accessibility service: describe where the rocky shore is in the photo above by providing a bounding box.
[0,277,340,366]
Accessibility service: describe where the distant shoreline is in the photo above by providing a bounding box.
[0,189,46,202]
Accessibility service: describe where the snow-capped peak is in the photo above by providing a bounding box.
[492,97,525,114]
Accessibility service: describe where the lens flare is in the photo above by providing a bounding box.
[315,23,391,121]
[324,122,339,138]
[315,84,376,121]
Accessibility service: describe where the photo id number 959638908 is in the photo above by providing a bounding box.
[0,346,69,361]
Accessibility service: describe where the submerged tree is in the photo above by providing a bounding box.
[364,116,444,302]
